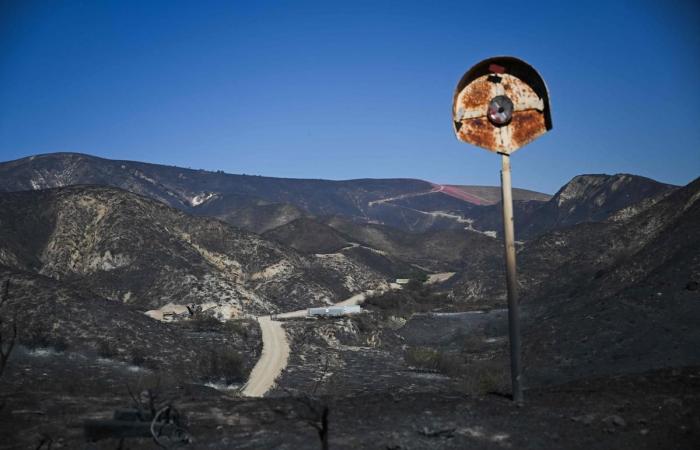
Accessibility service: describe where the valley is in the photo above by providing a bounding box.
[0,153,698,449]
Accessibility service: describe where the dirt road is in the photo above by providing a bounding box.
[241,289,382,397]
[241,316,290,397]
[242,277,449,397]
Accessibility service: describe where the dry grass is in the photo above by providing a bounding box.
[458,361,511,396]
[405,346,510,396]
[404,347,462,376]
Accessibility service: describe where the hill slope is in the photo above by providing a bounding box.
[518,177,700,384]
[0,186,386,315]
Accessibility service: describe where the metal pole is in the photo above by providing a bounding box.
[500,153,523,403]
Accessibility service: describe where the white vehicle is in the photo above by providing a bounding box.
[307,305,361,317]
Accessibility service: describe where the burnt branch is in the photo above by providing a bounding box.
[0,278,17,379]
[279,386,330,450]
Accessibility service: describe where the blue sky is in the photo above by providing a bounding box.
[1,0,698,193]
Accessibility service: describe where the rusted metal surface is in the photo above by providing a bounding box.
[510,109,547,149]
[452,56,552,154]
[457,117,497,150]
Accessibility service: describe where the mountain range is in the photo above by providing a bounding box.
[0,152,696,378]
[2,152,671,239]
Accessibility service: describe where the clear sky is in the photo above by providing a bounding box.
[1,0,699,193]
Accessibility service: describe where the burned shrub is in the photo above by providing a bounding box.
[404,347,461,375]
[197,348,244,385]
[189,315,221,332]
[458,361,510,396]
[405,346,441,370]
[364,288,450,319]
[351,312,375,334]
[20,321,68,352]
[130,347,147,366]
[97,340,118,359]
[50,335,69,353]
[222,319,251,338]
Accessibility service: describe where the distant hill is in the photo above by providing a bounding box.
[0,153,437,232]
[464,173,677,240]
[515,173,677,239]
[0,152,552,234]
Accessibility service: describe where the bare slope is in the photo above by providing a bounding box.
[518,177,700,384]
[0,186,386,315]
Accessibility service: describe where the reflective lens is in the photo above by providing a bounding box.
[487,95,514,126]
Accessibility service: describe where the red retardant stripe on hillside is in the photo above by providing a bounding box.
[436,185,492,205]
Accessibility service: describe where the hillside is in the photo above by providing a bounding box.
[518,178,700,383]
[0,186,387,315]
[516,174,677,239]
[0,266,261,379]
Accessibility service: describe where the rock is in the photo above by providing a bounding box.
[663,397,682,407]
[571,414,596,425]
[416,426,455,438]
[603,415,626,427]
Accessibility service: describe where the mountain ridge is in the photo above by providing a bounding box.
[0,151,681,242]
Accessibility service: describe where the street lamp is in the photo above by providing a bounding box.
[452,56,552,403]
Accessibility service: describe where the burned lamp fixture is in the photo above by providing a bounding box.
[487,95,513,126]
[452,56,552,154]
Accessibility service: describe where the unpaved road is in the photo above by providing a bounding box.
[241,289,383,397]
[241,316,290,397]
[367,186,441,206]
[242,276,451,397]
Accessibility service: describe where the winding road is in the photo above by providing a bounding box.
[240,289,381,397]
[241,275,454,397]
[241,316,290,397]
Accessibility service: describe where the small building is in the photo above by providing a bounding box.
[395,278,410,285]
[307,305,361,317]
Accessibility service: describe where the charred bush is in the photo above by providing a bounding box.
[0,278,17,380]
[20,325,51,350]
[223,319,251,338]
[458,361,510,396]
[405,346,464,377]
[130,347,147,366]
[189,315,221,332]
[97,340,118,359]
[50,335,69,353]
[198,348,244,385]
[351,312,375,334]
[405,279,423,292]
[364,288,451,318]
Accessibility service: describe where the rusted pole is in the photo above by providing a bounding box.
[500,153,523,403]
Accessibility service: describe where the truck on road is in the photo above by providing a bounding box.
[307,305,361,317]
